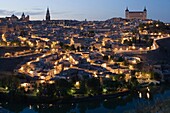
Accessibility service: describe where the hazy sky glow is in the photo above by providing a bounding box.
[0,0,169,22]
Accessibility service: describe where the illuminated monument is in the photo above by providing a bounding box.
[125,7,147,20]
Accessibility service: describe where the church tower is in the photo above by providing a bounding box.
[46,7,51,21]
[125,7,129,19]
[143,6,147,19]
[21,13,25,20]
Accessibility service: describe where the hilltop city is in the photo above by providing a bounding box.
[0,7,170,106]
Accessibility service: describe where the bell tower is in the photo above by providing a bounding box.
[46,7,50,21]
[143,6,147,19]
[125,7,129,19]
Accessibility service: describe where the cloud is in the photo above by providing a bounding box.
[73,13,85,16]
[0,9,44,16]
[52,11,71,15]
[15,11,44,16]
[0,9,71,17]
[32,8,43,11]
[0,9,15,15]
[0,9,83,20]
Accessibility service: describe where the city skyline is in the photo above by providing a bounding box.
[0,0,169,22]
[1,1,170,113]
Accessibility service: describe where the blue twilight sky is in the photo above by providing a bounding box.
[0,0,169,22]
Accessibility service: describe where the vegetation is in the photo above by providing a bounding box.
[0,72,141,100]
[86,78,102,95]
[0,76,20,90]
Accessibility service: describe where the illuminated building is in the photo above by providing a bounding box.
[125,7,147,20]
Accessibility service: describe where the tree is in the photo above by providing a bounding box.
[70,45,76,50]
[128,77,139,89]
[55,79,72,97]
[86,78,102,95]
[20,30,27,37]
[123,39,132,46]
[103,55,109,61]
[132,29,138,43]
[114,74,126,88]
[148,39,153,47]
[143,35,149,41]
[88,31,95,37]
[114,74,125,81]
[81,46,85,50]
[59,42,64,47]
[117,57,124,62]
[75,80,87,94]
[103,79,119,91]
[1,75,21,95]
[45,84,56,97]
[37,84,44,96]
[153,72,162,81]
[77,46,80,52]
[1,76,20,91]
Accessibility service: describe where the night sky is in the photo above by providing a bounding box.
[0,0,169,22]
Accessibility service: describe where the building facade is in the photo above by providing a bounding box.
[125,7,147,20]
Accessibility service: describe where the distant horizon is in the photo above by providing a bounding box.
[0,0,170,23]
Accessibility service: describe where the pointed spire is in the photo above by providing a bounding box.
[126,7,129,11]
[46,7,51,21]
[21,12,25,21]
[47,7,50,14]
[22,12,25,17]
[144,6,147,11]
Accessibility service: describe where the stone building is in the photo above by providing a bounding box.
[125,7,147,20]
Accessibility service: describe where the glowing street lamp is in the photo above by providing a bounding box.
[138,91,142,98]
[106,74,110,78]
[19,66,24,71]
[101,63,107,68]
[146,92,150,99]
[129,65,134,70]
[74,81,80,89]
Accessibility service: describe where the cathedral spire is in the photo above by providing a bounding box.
[144,6,147,11]
[21,12,25,20]
[46,7,50,21]
[125,7,129,11]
